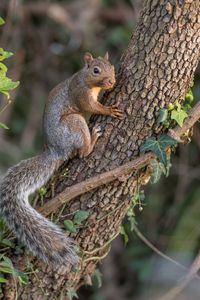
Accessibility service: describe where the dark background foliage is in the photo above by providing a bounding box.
[0,0,200,299]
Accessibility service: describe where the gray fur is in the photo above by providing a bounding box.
[0,151,79,267]
[0,54,116,268]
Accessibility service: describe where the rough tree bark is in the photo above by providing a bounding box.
[3,0,200,299]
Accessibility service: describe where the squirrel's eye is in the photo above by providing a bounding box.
[93,67,101,75]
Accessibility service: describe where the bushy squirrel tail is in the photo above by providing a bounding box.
[0,151,79,268]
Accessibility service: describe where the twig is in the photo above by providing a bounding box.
[168,101,200,143]
[157,250,200,300]
[38,153,154,216]
[133,225,200,280]
[0,99,12,115]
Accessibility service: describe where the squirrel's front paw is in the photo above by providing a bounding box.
[110,104,124,119]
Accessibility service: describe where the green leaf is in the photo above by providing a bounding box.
[174,100,181,111]
[14,270,29,285]
[67,287,78,300]
[127,211,136,231]
[185,88,194,103]
[156,108,168,124]
[73,210,90,225]
[140,136,157,153]
[1,239,15,248]
[92,269,103,288]
[171,109,188,127]
[150,159,166,184]
[185,93,194,103]
[0,77,19,92]
[0,18,5,26]
[167,103,175,111]
[0,256,28,285]
[0,62,8,75]
[0,257,14,274]
[0,48,13,61]
[0,122,9,129]
[140,136,167,165]
[64,220,77,233]
[2,256,13,268]
[140,134,177,166]
[159,135,177,148]
[0,277,7,283]
[18,274,29,285]
[0,266,12,274]
[120,225,129,245]
[38,187,47,196]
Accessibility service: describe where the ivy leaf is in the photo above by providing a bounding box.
[140,134,177,166]
[140,136,157,153]
[0,122,9,129]
[140,136,167,165]
[159,135,178,148]
[156,108,168,125]
[171,109,188,127]
[67,287,78,300]
[73,210,90,225]
[92,269,103,288]
[63,220,77,233]
[150,159,166,184]
[174,100,181,111]
[0,17,5,26]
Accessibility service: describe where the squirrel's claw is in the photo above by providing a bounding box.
[92,125,102,138]
[110,105,124,119]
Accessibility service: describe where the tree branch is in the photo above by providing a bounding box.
[157,250,200,300]
[39,153,154,216]
[39,100,200,217]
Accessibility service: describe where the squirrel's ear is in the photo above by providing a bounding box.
[84,52,93,66]
[104,52,109,60]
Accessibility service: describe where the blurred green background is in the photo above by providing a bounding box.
[0,0,200,299]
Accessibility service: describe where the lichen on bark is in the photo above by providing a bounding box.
[3,0,200,299]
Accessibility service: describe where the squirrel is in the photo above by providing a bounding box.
[0,52,123,269]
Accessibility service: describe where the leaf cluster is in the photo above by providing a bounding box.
[0,17,19,130]
[157,88,194,128]
[0,46,19,98]
[0,219,28,289]
[0,255,28,289]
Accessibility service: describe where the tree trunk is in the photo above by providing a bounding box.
[3,0,200,299]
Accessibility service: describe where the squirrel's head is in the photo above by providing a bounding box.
[83,52,116,90]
